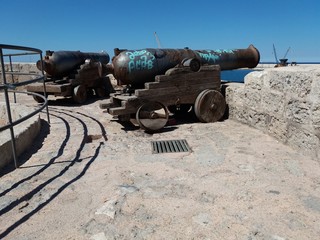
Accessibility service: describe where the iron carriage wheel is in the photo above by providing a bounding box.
[194,89,226,123]
[136,101,169,132]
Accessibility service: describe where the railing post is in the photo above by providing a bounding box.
[0,48,18,168]
[39,52,50,123]
[9,55,17,103]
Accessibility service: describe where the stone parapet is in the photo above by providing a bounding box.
[0,63,40,84]
[225,65,320,158]
[0,102,41,168]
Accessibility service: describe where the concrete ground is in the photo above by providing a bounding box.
[0,95,320,240]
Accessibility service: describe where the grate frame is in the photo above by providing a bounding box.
[151,139,191,154]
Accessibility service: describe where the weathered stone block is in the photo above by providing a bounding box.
[1,63,39,84]
[243,89,261,110]
[227,65,320,157]
[227,105,248,124]
[246,108,268,130]
[267,116,288,142]
[310,72,320,102]
[225,83,245,106]
[284,71,313,98]
[265,70,286,92]
[287,124,320,155]
[312,102,320,124]
[286,99,312,125]
[226,105,238,120]
[312,102,320,137]
[261,90,285,116]
[244,70,266,90]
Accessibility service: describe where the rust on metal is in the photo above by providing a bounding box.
[110,45,260,87]
[37,50,110,78]
[28,50,113,104]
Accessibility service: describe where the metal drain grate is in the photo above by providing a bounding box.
[151,139,191,154]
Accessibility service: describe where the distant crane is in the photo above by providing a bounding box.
[283,47,291,59]
[154,32,162,48]
[273,44,291,67]
[273,44,279,64]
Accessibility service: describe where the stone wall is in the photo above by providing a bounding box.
[0,63,40,84]
[225,65,320,158]
[0,103,41,169]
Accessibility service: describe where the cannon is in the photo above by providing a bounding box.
[111,44,260,87]
[27,50,113,103]
[100,45,260,132]
[37,50,110,78]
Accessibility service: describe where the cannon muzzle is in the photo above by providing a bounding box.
[112,45,260,86]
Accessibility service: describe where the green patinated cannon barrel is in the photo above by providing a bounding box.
[111,44,260,86]
[37,50,110,77]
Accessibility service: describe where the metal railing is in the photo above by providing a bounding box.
[0,44,50,169]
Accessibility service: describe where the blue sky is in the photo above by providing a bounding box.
[1,0,319,62]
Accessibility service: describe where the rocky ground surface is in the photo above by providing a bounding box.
[0,94,320,240]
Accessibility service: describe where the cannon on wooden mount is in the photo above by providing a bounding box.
[27,50,113,103]
[101,45,260,132]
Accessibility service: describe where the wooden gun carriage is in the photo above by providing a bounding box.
[100,65,225,132]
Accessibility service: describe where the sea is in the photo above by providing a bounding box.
[221,69,256,83]
[221,62,320,83]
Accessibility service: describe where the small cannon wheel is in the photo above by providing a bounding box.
[33,94,45,103]
[194,89,226,123]
[73,85,87,104]
[95,86,107,98]
[136,101,169,132]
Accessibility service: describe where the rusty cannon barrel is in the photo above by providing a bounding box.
[111,44,260,86]
[37,50,110,77]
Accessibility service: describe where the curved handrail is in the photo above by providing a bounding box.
[0,74,44,90]
[0,91,48,132]
[0,44,49,169]
[0,44,42,54]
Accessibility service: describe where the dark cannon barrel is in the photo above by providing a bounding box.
[112,44,260,86]
[37,50,110,77]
